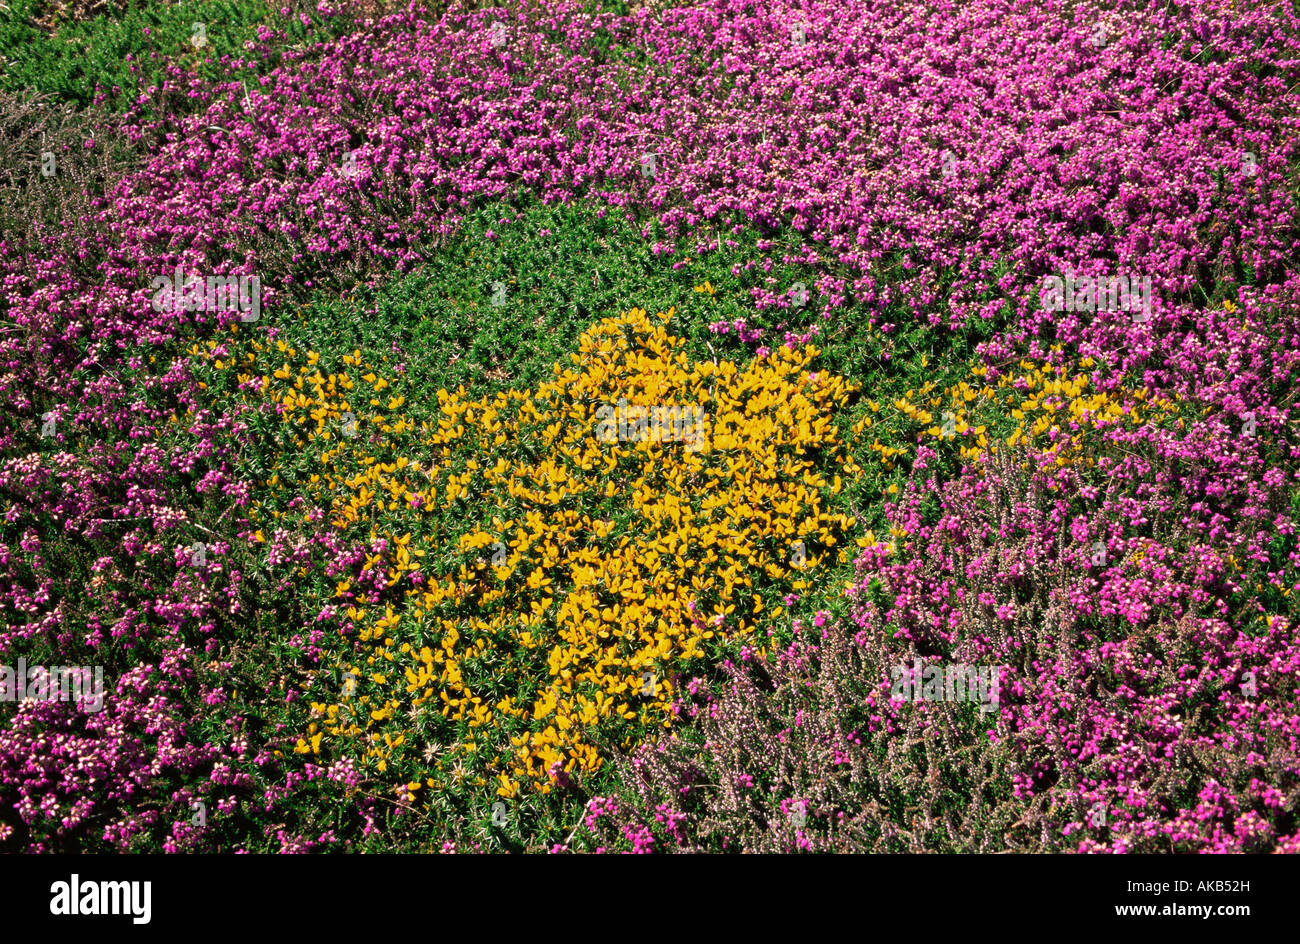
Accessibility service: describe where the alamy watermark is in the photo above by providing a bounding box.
[890,659,1004,715]
[151,267,261,321]
[50,874,150,924]
[2,660,104,713]
[595,399,705,452]
[1039,273,1152,321]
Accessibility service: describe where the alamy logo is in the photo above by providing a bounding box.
[1,660,103,713]
[890,659,1004,715]
[595,399,705,452]
[150,267,261,321]
[1039,273,1152,321]
[50,875,150,924]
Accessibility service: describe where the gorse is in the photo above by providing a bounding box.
[194,308,858,811]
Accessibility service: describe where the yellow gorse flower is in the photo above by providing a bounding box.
[223,308,858,802]
[884,353,1184,467]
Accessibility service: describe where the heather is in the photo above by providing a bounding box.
[0,0,1298,852]
[582,434,1300,852]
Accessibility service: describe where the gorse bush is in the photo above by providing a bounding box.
[185,308,858,843]
[274,195,840,399]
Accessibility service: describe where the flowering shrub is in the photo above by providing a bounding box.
[578,613,1027,853]
[583,426,1300,853]
[193,308,858,813]
[1,0,1298,851]
[584,332,1300,851]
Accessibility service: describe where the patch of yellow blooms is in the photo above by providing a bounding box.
[864,349,1181,466]
[196,309,860,801]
